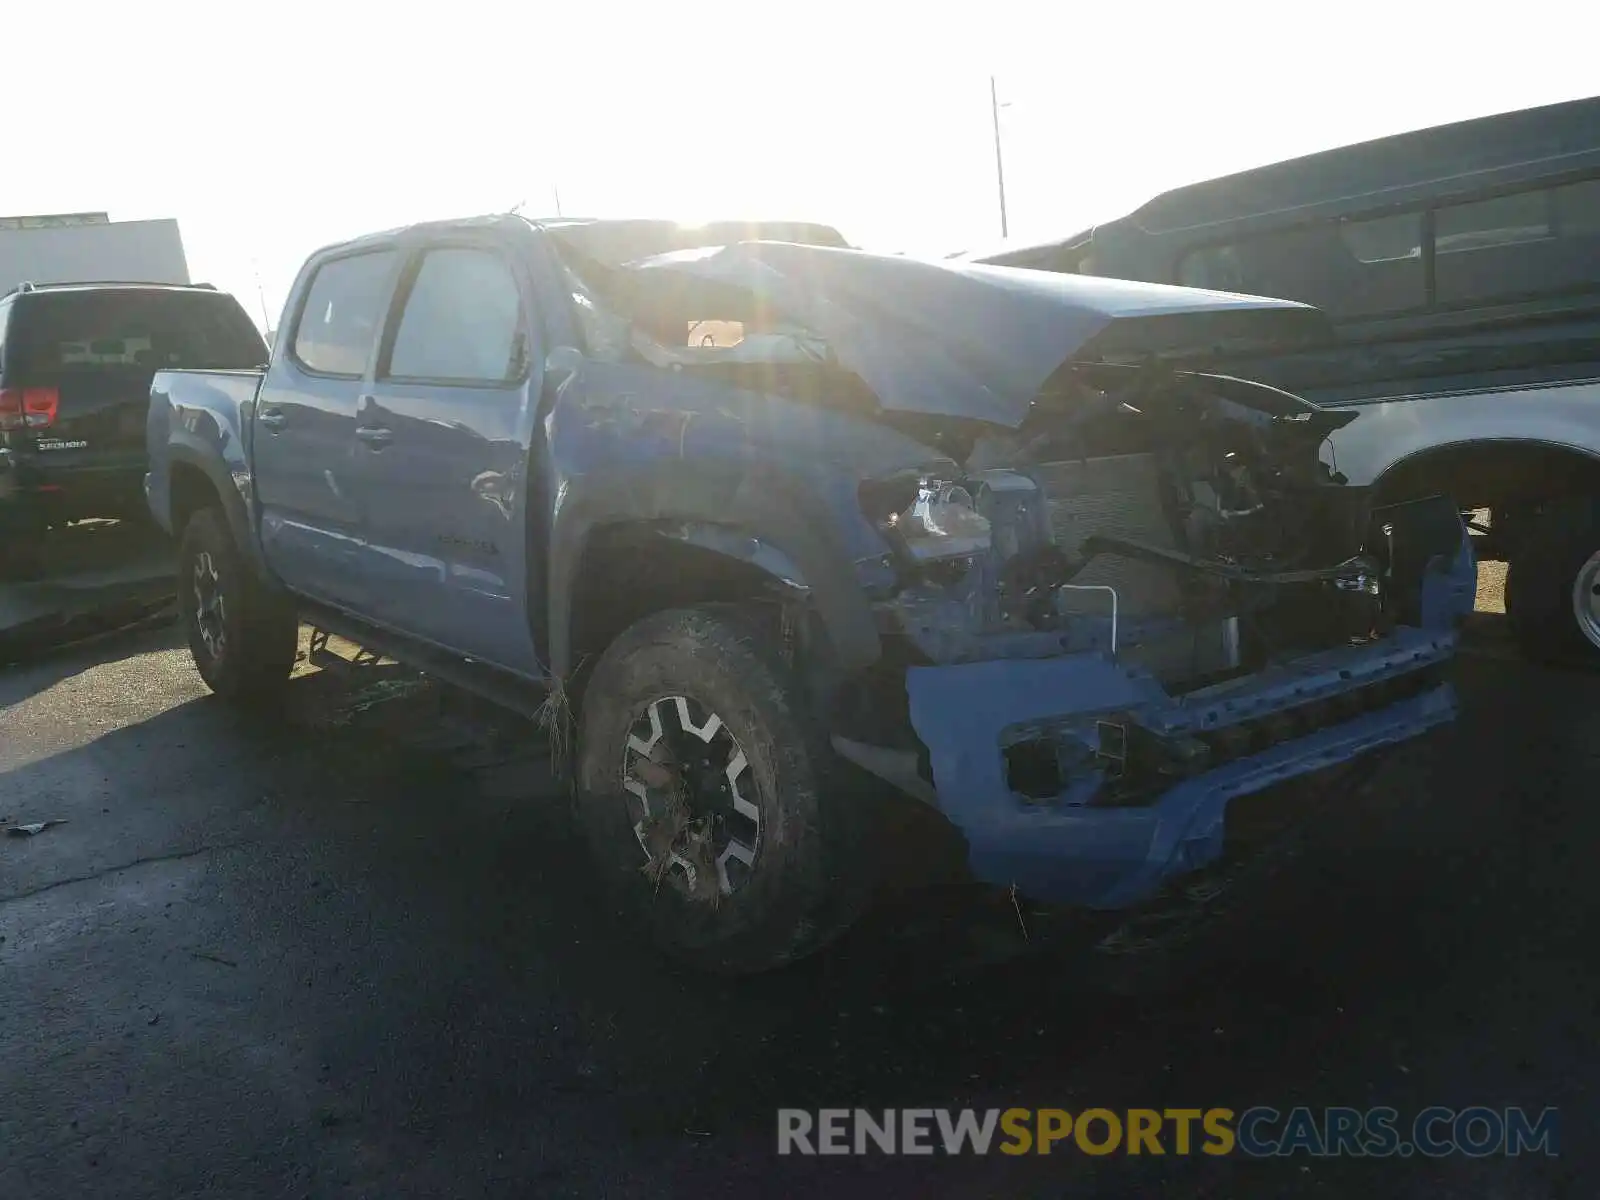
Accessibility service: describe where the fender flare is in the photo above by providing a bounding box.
[544,462,882,678]
[165,435,269,579]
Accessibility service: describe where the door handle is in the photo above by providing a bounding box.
[356,426,393,448]
[258,408,287,432]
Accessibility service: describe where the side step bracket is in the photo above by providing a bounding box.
[298,604,552,720]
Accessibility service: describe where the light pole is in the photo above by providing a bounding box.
[251,260,273,336]
[990,75,1010,239]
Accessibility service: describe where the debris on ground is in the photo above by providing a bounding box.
[4,819,68,837]
[336,677,433,719]
[1007,882,1030,942]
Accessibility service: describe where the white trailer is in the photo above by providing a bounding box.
[0,215,189,293]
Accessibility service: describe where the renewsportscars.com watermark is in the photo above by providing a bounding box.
[777,1106,1559,1158]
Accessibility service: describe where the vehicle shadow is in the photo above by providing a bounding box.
[239,652,1583,1130]
[0,655,1150,1110]
[0,519,175,670]
[4,639,1593,1200]
[0,618,184,705]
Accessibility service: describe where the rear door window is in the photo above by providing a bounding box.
[4,290,267,381]
[292,251,398,377]
[383,247,525,384]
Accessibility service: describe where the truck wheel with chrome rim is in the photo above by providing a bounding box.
[177,508,298,701]
[1506,497,1600,668]
[575,605,870,974]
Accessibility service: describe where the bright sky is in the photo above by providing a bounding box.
[10,1,1597,330]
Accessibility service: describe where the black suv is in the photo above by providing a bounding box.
[0,281,267,577]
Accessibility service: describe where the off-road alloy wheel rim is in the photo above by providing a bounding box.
[1574,549,1600,651]
[193,550,227,660]
[621,695,760,903]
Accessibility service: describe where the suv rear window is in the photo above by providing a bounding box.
[2,289,267,381]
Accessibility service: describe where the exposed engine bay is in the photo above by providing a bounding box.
[549,228,1462,693]
[539,226,1467,878]
[861,362,1420,690]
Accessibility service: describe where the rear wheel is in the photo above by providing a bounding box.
[575,606,872,974]
[1505,498,1600,668]
[177,507,297,700]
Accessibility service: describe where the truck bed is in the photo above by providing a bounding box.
[143,367,266,540]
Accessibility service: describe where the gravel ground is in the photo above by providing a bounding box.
[0,552,1593,1198]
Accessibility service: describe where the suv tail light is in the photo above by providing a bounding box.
[0,386,59,430]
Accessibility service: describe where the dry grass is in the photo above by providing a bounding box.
[1476,559,1507,614]
[533,674,576,777]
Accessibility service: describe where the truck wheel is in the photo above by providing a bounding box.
[177,507,298,701]
[1505,498,1600,667]
[575,605,870,974]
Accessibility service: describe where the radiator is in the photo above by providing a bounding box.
[1033,452,1185,617]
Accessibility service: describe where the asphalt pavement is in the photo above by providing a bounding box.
[0,520,173,666]
[0,557,1594,1198]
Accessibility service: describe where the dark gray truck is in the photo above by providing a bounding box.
[971,95,1600,666]
[145,215,1472,972]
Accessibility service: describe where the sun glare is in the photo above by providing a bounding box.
[4,1,1594,328]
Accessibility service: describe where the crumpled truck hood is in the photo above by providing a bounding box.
[617,241,1332,428]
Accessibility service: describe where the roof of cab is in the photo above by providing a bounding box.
[321,214,851,262]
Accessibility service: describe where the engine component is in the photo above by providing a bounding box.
[1032,453,1185,617]
[897,481,992,561]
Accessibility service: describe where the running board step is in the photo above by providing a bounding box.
[298,604,552,720]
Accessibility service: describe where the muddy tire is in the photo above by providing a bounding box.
[575,605,872,974]
[1505,498,1600,668]
[177,507,297,701]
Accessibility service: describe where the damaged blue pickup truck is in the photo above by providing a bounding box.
[145,215,1473,972]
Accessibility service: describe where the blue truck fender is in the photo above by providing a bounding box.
[543,461,883,680]
[148,371,272,582]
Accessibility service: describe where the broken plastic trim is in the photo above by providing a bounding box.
[1082,534,1380,587]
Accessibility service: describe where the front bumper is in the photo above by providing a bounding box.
[906,625,1457,908]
